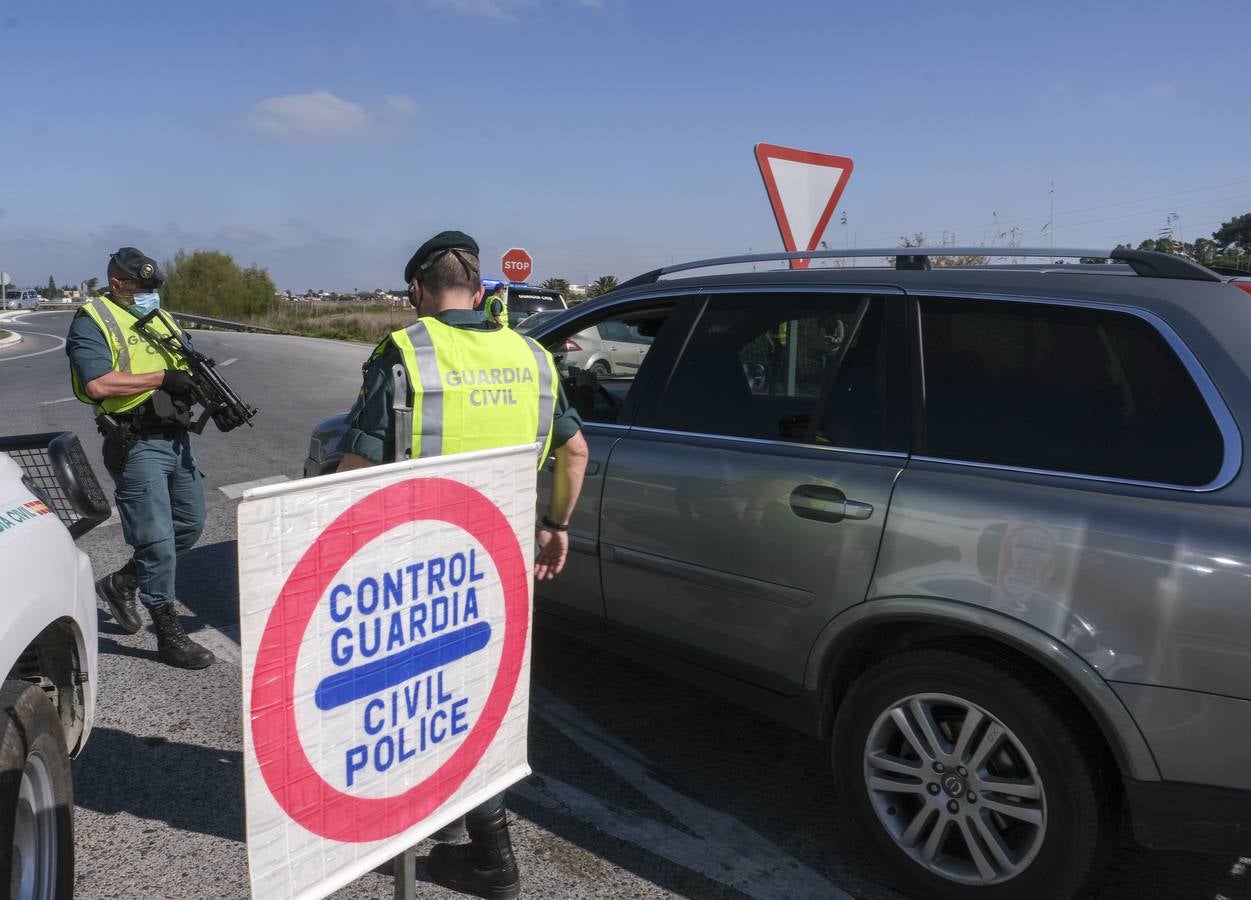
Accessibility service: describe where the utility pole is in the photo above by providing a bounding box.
[1049,181,1055,253]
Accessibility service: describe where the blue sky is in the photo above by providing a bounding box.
[2,0,1248,291]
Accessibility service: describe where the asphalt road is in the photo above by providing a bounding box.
[1,309,1247,900]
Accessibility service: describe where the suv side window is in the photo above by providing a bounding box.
[920,297,1225,486]
[641,293,907,451]
[552,306,678,425]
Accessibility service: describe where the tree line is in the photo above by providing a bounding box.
[45,212,1251,317]
[1100,213,1251,270]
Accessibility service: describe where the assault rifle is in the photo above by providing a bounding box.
[134,308,259,433]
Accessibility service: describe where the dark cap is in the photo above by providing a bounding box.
[403,230,479,284]
[109,247,164,287]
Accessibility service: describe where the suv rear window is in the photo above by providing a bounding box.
[920,298,1224,486]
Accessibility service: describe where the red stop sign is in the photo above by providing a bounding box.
[501,247,532,283]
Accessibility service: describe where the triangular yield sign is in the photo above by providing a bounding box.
[754,143,854,269]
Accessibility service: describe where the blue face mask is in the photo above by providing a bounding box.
[130,292,161,317]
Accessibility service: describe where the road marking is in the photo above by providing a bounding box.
[218,357,237,368]
[38,396,77,405]
[517,688,849,900]
[0,330,67,362]
[192,623,241,666]
[218,475,290,499]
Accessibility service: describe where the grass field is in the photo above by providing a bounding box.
[252,302,412,344]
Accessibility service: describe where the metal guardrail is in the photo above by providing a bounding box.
[29,301,277,333]
[159,311,278,334]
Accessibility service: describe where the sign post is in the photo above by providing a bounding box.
[501,248,533,283]
[754,143,854,269]
[238,445,538,900]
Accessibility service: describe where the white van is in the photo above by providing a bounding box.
[0,431,110,896]
[3,290,40,310]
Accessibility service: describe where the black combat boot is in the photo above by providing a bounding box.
[429,815,466,842]
[149,604,216,670]
[95,563,144,634]
[427,805,520,899]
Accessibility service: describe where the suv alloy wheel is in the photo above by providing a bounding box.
[833,647,1115,899]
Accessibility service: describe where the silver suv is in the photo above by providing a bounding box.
[303,247,1251,897]
[530,248,1251,898]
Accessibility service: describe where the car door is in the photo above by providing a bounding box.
[597,320,647,372]
[534,298,693,627]
[598,290,911,692]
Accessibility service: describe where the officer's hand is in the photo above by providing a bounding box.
[212,405,248,433]
[535,527,568,581]
[161,370,198,400]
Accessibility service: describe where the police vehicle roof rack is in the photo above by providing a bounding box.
[614,247,1222,290]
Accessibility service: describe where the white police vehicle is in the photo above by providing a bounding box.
[3,290,41,311]
[0,432,109,898]
[482,280,567,328]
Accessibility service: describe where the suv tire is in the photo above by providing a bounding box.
[0,680,74,900]
[833,647,1113,900]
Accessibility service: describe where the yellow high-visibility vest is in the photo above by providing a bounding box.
[388,317,557,467]
[484,291,509,328]
[70,298,188,414]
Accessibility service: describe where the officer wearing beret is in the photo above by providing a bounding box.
[481,280,509,328]
[65,247,216,669]
[337,231,589,899]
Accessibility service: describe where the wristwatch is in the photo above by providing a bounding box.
[539,515,568,532]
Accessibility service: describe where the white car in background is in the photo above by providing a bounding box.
[0,432,110,898]
[518,311,654,376]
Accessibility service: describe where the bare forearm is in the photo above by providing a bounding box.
[336,452,377,473]
[546,431,588,526]
[84,370,165,400]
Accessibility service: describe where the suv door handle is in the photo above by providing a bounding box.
[789,485,874,524]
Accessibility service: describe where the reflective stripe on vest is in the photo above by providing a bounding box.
[70,299,188,414]
[390,318,557,467]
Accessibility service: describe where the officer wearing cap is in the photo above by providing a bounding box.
[64,247,216,670]
[336,230,589,899]
[481,280,509,328]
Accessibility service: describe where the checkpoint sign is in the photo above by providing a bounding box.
[501,247,532,283]
[238,445,537,900]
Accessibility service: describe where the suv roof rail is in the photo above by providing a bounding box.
[614,247,1223,290]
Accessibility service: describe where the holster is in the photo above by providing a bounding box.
[96,413,138,475]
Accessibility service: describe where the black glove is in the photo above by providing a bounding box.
[161,369,198,400]
[212,405,248,433]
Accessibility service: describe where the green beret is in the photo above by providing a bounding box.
[404,231,479,284]
[110,247,164,287]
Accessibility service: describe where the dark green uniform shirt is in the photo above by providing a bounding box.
[337,309,582,464]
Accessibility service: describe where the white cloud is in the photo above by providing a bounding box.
[247,91,369,140]
[399,0,604,18]
[431,0,537,17]
[384,94,421,118]
[245,90,421,141]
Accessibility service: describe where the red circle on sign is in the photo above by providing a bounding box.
[250,477,530,842]
[501,247,532,283]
